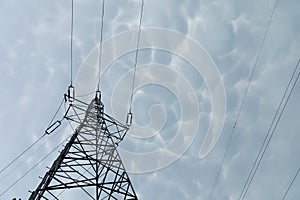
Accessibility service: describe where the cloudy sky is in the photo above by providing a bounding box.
[0,0,300,199]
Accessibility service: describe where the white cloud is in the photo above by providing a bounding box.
[0,0,300,199]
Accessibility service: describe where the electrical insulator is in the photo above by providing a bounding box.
[67,85,75,102]
[45,120,61,134]
[126,112,133,127]
[95,90,101,102]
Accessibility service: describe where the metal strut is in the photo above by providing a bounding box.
[29,96,138,200]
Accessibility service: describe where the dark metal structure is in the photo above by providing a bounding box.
[29,93,138,199]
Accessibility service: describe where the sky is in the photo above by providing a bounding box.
[0,0,300,199]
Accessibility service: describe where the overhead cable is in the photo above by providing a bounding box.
[0,135,71,196]
[282,167,300,200]
[0,98,64,181]
[129,0,144,111]
[239,58,300,199]
[97,0,106,91]
[208,0,279,199]
[70,0,74,86]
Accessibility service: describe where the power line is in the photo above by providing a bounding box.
[97,0,106,91]
[0,135,71,196]
[282,167,300,200]
[0,97,66,181]
[0,98,64,177]
[70,0,74,86]
[0,134,45,176]
[63,100,75,132]
[208,0,279,199]
[129,0,144,112]
[48,97,66,127]
[237,0,279,122]
[0,128,64,185]
[239,58,300,199]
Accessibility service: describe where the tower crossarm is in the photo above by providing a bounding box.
[29,97,138,199]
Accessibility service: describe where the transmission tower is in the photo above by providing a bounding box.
[29,91,138,199]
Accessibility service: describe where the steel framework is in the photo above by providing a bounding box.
[29,94,138,199]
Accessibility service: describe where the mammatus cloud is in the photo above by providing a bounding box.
[75,28,226,173]
[0,0,299,199]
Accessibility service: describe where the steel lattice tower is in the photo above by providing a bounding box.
[29,93,138,199]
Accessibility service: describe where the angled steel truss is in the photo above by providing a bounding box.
[29,95,138,199]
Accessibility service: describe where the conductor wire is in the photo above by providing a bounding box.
[70,0,74,86]
[129,0,144,112]
[208,0,279,199]
[97,0,106,91]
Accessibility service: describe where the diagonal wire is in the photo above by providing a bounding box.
[48,97,65,126]
[208,0,279,199]
[282,167,300,200]
[0,98,65,176]
[97,0,106,91]
[239,58,300,199]
[0,127,65,185]
[1,0,74,194]
[0,134,45,176]
[129,0,144,112]
[0,135,71,196]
